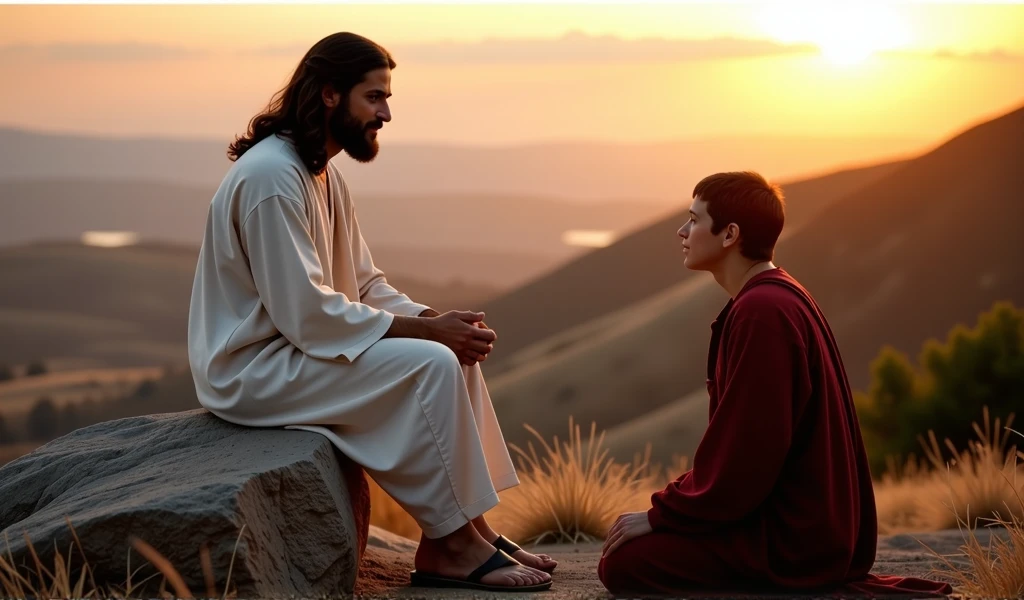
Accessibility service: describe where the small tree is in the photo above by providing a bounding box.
[27,396,59,441]
[857,301,1024,474]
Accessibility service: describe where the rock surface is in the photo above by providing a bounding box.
[0,409,370,598]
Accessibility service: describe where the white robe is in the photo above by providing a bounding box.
[187,134,518,538]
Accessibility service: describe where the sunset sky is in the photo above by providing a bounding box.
[1,2,1022,147]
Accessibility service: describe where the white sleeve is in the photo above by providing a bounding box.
[240,195,394,361]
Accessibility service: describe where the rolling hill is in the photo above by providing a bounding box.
[0,242,499,370]
[487,104,1024,461]
[0,179,670,288]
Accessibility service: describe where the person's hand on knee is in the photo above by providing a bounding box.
[602,511,653,557]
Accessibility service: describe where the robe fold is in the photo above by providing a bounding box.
[188,134,518,538]
[599,268,952,596]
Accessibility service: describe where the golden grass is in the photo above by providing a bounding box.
[925,507,1024,598]
[0,518,243,599]
[913,417,1024,597]
[918,411,1023,530]
[866,407,1024,596]
[874,408,1024,534]
[487,418,662,545]
[366,417,672,545]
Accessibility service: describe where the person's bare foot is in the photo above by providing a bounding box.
[471,515,559,572]
[495,538,558,572]
[413,525,551,589]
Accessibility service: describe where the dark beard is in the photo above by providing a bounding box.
[329,108,381,163]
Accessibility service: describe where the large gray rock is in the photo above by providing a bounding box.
[0,409,371,598]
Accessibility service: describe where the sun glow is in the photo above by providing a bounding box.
[758,2,911,65]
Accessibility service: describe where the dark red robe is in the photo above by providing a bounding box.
[599,268,952,596]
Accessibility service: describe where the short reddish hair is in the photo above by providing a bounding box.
[693,171,785,261]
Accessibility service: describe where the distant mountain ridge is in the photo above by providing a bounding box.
[0,127,928,201]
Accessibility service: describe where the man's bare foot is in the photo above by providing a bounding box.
[471,515,559,572]
[414,525,551,589]
[494,536,558,572]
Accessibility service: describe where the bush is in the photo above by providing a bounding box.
[27,397,59,441]
[857,301,1024,474]
[0,364,14,382]
[25,361,48,377]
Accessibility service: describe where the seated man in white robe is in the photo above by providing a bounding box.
[187,31,555,592]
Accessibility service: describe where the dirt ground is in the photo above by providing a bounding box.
[355,529,977,599]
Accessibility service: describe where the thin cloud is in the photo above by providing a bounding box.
[0,43,206,62]
[879,48,1024,62]
[248,32,817,64]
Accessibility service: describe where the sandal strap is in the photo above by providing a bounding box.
[492,535,523,555]
[467,549,518,583]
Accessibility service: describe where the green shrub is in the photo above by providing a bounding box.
[857,301,1024,474]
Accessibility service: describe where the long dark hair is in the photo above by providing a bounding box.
[228,32,396,174]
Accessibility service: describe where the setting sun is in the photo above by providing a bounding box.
[758,2,911,65]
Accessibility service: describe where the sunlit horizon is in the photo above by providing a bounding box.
[1,3,1022,147]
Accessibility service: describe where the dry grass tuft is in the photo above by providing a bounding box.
[128,536,195,599]
[926,508,1024,598]
[915,418,1024,597]
[365,418,688,545]
[488,417,661,545]
[0,519,243,599]
[870,408,1024,596]
[0,519,105,599]
[874,408,1024,534]
[917,410,1023,530]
